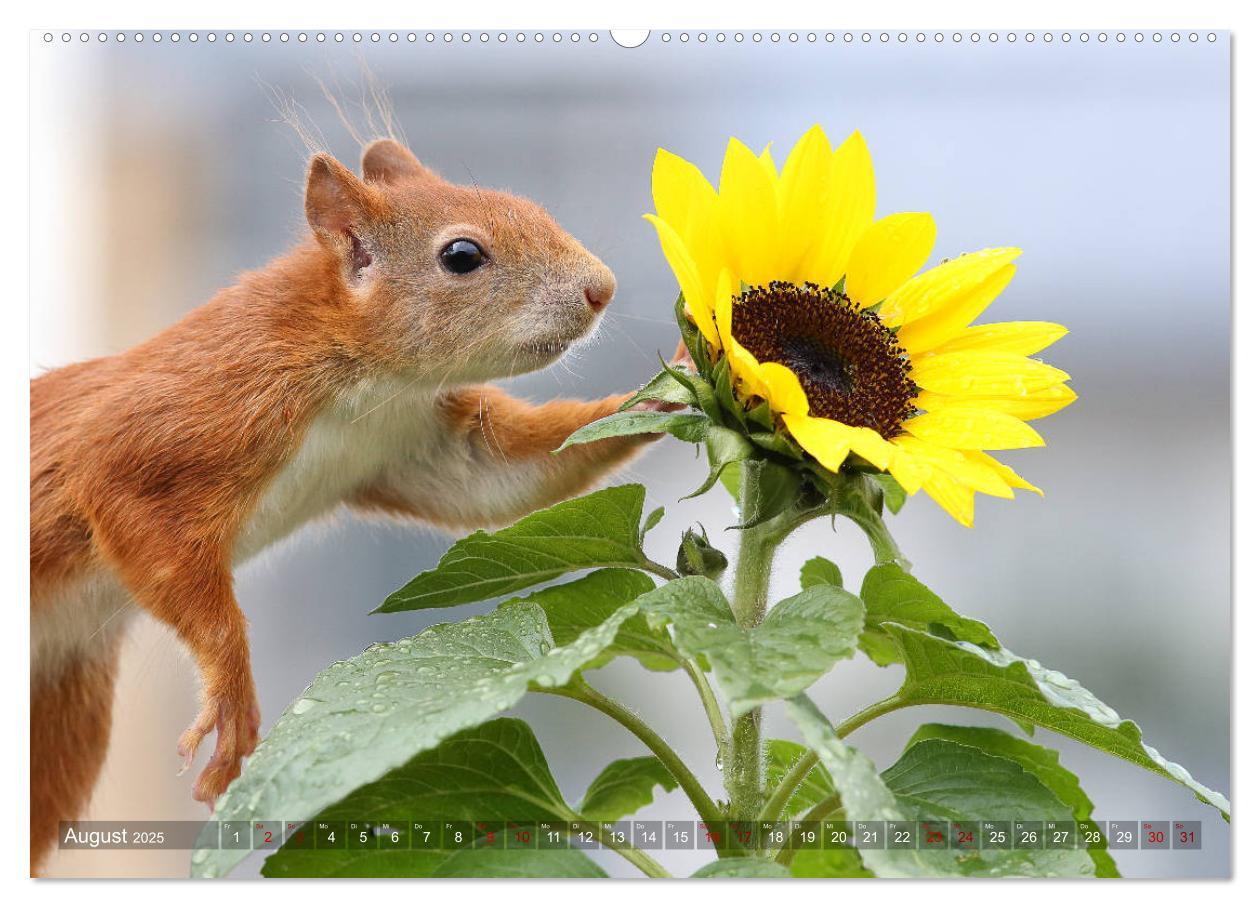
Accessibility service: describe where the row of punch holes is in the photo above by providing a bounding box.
[43,31,1219,46]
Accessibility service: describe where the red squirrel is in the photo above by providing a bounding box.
[30,138,677,872]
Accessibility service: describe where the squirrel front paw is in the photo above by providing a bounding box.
[177,684,261,808]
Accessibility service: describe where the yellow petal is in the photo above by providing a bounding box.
[652,148,718,240]
[845,212,937,306]
[896,264,1017,354]
[894,436,1012,498]
[966,451,1043,496]
[715,268,735,349]
[879,247,1021,329]
[718,137,780,286]
[782,415,895,472]
[915,385,1077,422]
[933,321,1069,357]
[886,443,928,496]
[911,351,1070,397]
[798,131,877,287]
[715,270,770,400]
[758,142,779,185]
[651,147,722,302]
[921,470,976,527]
[847,427,896,470]
[782,414,852,472]
[643,214,718,345]
[777,125,835,281]
[729,341,770,400]
[902,406,1045,450]
[757,362,810,416]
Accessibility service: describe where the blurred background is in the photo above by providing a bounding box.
[30,30,1230,878]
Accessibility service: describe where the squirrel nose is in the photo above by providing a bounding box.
[583,272,616,312]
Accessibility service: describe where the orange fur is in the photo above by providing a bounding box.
[29,139,662,872]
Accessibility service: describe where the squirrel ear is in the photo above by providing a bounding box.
[361,138,437,184]
[305,153,382,239]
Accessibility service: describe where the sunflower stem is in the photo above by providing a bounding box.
[834,473,911,569]
[724,461,789,824]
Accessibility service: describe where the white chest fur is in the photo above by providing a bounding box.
[234,376,445,562]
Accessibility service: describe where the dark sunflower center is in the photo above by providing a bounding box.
[730,281,917,439]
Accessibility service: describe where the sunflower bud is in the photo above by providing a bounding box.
[676,526,728,580]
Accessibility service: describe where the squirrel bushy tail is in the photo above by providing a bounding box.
[30,645,121,875]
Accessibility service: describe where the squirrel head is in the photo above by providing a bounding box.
[303,139,616,382]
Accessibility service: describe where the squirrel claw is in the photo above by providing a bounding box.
[177,689,261,805]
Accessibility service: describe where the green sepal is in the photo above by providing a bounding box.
[684,425,756,499]
[728,459,802,530]
[618,367,700,411]
[871,472,907,514]
[674,291,713,379]
[749,430,805,460]
[712,356,748,429]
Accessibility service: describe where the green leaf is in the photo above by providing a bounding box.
[634,578,864,716]
[871,472,907,514]
[261,719,605,878]
[579,756,679,822]
[618,367,699,411]
[192,602,638,878]
[885,622,1231,818]
[683,425,755,499]
[499,569,677,672]
[639,505,665,544]
[718,461,741,500]
[557,410,710,450]
[785,695,963,877]
[800,556,843,590]
[905,724,1118,877]
[765,739,835,820]
[692,857,791,878]
[791,848,873,878]
[858,564,999,666]
[881,735,1093,877]
[378,484,650,612]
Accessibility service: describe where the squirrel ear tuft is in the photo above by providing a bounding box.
[305,153,382,240]
[361,138,438,185]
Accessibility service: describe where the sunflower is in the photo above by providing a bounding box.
[644,125,1076,526]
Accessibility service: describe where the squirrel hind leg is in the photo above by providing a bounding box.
[30,645,122,875]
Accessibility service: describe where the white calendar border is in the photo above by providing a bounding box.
[2,0,1250,904]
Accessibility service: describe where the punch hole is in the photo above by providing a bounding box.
[609,29,650,48]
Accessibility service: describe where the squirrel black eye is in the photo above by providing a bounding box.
[440,239,486,274]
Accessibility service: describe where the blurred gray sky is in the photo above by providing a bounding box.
[31,32,1229,878]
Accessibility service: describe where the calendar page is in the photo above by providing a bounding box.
[28,18,1231,883]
